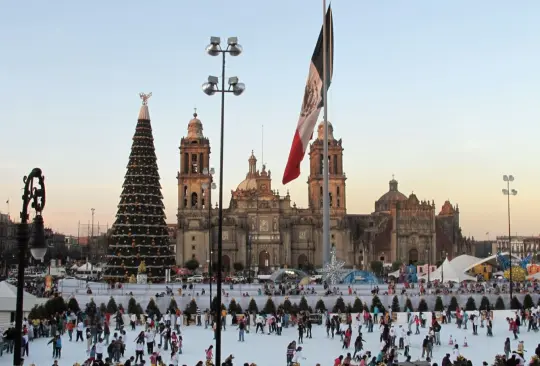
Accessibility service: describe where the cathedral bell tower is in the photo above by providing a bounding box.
[177,111,213,265]
[307,121,346,215]
[177,112,212,211]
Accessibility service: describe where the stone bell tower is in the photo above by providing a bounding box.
[307,121,347,215]
[176,111,213,265]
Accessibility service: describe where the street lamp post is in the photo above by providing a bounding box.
[202,36,245,366]
[202,168,216,310]
[425,248,431,284]
[502,175,518,303]
[14,168,48,366]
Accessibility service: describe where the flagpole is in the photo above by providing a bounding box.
[322,0,330,267]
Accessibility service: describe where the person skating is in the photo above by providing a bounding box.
[297,322,304,344]
[286,341,296,366]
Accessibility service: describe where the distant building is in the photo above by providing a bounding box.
[496,235,540,258]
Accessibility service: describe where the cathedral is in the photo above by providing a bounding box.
[175,112,471,273]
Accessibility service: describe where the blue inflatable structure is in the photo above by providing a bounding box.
[400,264,418,283]
[342,270,382,284]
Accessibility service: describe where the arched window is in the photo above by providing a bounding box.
[333,155,338,174]
[191,192,198,208]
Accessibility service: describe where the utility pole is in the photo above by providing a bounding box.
[91,208,95,263]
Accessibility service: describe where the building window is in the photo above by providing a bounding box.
[192,236,196,241]
[333,155,338,174]
[192,245,196,250]
[337,198,340,208]
[191,154,198,173]
[183,153,189,174]
[191,192,198,208]
[329,193,333,207]
[319,154,323,174]
[336,186,340,196]
[192,254,196,259]
[331,234,335,239]
[199,153,204,172]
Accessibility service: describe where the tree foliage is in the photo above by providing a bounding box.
[282,298,293,313]
[263,297,276,314]
[479,296,491,311]
[510,296,522,310]
[299,296,309,312]
[315,299,327,312]
[185,299,198,315]
[352,297,363,313]
[523,294,534,309]
[248,298,258,313]
[370,295,385,313]
[233,262,244,272]
[417,298,428,312]
[434,296,444,312]
[333,297,346,313]
[168,298,178,313]
[128,297,139,315]
[184,259,199,271]
[67,297,80,313]
[403,298,413,312]
[146,298,161,318]
[107,296,118,313]
[370,261,383,276]
[465,297,477,311]
[495,296,506,310]
[391,296,400,312]
[228,299,239,313]
[448,296,459,311]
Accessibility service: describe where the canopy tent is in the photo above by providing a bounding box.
[70,264,79,270]
[0,281,44,312]
[418,258,477,283]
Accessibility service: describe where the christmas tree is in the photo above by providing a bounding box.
[104,93,176,282]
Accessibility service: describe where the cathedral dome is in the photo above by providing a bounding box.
[317,121,334,140]
[187,112,204,139]
[375,177,407,212]
[236,151,258,191]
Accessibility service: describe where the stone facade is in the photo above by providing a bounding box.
[176,114,468,272]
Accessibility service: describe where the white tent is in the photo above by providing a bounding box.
[77,263,94,271]
[418,258,477,283]
[0,281,44,312]
[70,264,79,270]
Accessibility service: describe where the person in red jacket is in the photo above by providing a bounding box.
[334,355,344,366]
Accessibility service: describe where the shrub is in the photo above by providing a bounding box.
[185,299,198,315]
[67,297,80,313]
[282,298,292,313]
[333,297,346,313]
[45,295,67,316]
[495,296,505,310]
[118,303,124,313]
[434,296,444,312]
[417,298,428,312]
[403,298,413,312]
[315,299,326,312]
[370,295,385,313]
[136,303,144,315]
[29,305,45,320]
[128,297,139,315]
[352,297,363,313]
[391,296,400,312]
[228,299,239,313]
[146,298,161,318]
[99,303,107,314]
[168,298,178,313]
[299,296,309,312]
[479,296,490,311]
[291,302,299,315]
[248,298,258,313]
[107,296,118,313]
[523,294,534,309]
[263,298,276,314]
[510,296,522,310]
[85,299,98,325]
[346,302,353,313]
[465,297,477,311]
[448,296,459,311]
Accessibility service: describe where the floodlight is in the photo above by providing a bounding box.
[502,189,509,195]
[511,189,518,196]
[232,82,245,96]
[227,37,242,56]
[210,167,215,175]
[203,168,209,175]
[202,76,219,96]
[206,37,221,56]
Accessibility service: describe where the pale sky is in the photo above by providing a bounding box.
[1,1,539,238]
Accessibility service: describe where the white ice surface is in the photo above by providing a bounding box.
[0,314,536,366]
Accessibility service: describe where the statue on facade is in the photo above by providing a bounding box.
[138,260,146,273]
